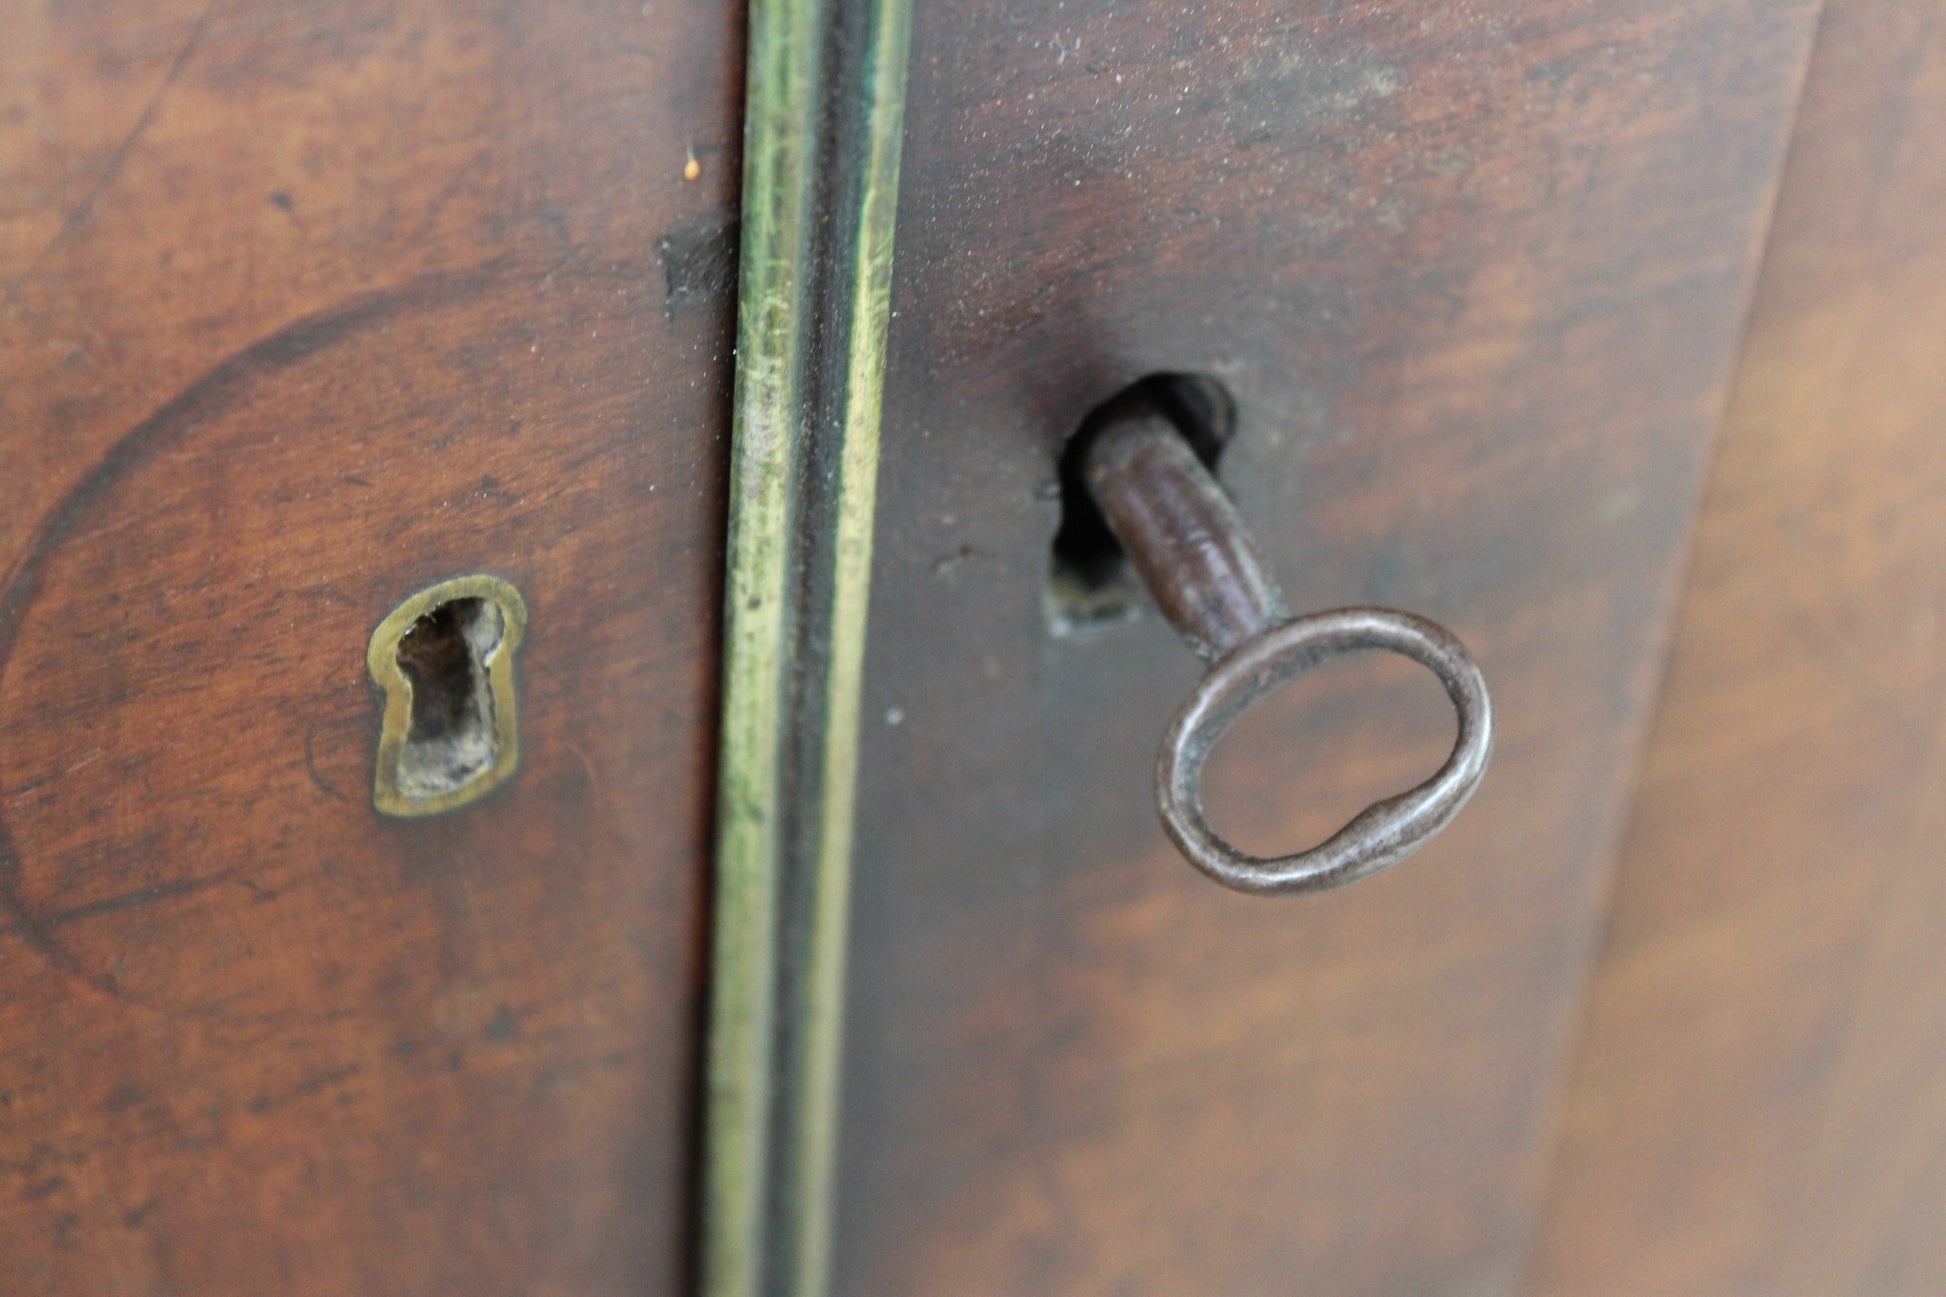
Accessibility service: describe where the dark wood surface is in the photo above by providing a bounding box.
[835,2,1822,1294]
[14,3,1940,1293]
[1526,2,1946,1292]
[0,3,741,1292]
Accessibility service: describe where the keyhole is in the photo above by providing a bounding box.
[1047,373,1235,635]
[367,575,528,816]
[394,597,505,799]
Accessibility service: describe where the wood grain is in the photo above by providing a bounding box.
[832,2,1822,1294]
[0,3,742,1292]
[1526,3,1946,1292]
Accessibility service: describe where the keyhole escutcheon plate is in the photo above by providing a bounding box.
[367,574,528,817]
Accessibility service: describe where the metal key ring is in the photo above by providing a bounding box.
[1157,608,1492,895]
[1083,400,1494,896]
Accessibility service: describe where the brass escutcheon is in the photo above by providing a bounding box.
[367,575,528,817]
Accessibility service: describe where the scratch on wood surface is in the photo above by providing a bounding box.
[12,0,223,291]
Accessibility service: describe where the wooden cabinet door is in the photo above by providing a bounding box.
[814,3,1824,1295]
[0,4,741,1292]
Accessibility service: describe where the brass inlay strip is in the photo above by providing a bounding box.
[792,1,913,1288]
[702,0,913,1291]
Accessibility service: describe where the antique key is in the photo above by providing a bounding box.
[1083,403,1493,895]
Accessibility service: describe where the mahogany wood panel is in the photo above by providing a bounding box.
[0,3,741,1293]
[1526,3,1946,1292]
[835,3,1821,1294]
